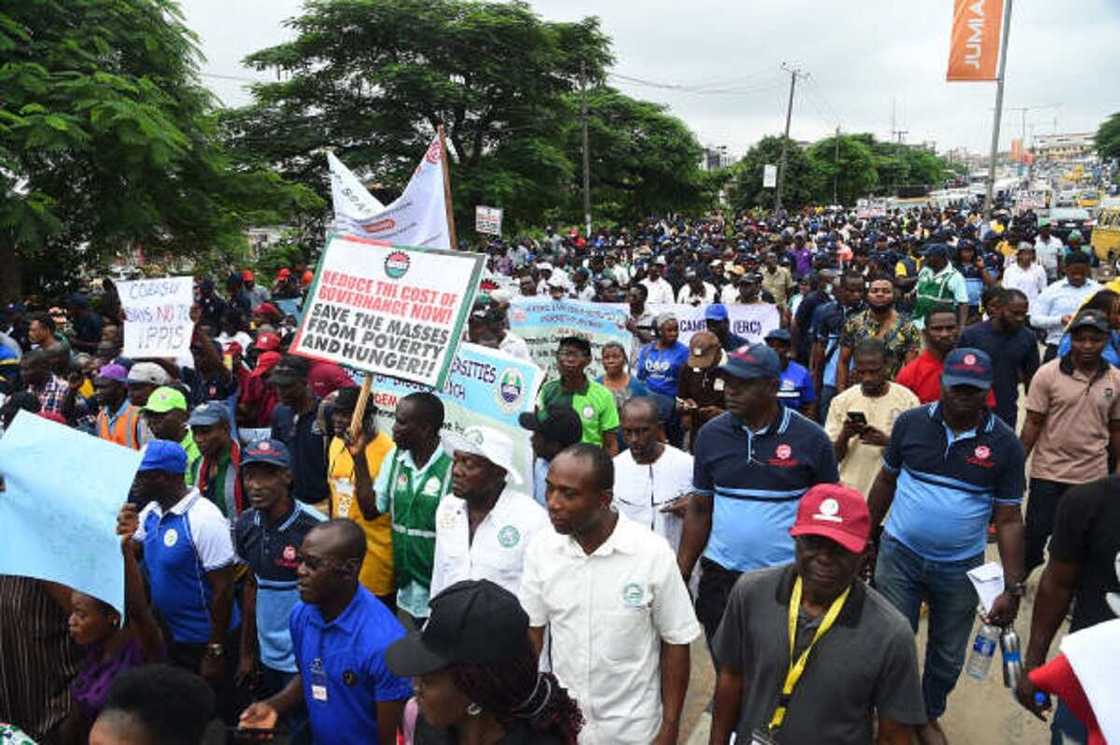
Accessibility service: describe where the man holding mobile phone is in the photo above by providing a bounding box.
[825,338,919,499]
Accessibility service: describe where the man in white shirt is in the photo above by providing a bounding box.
[613,398,693,552]
[1030,251,1100,361]
[641,259,676,305]
[675,269,717,306]
[1034,222,1064,281]
[431,426,547,598]
[521,444,701,745]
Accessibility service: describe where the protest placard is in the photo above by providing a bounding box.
[475,205,503,236]
[0,412,143,614]
[643,302,781,346]
[118,276,194,359]
[366,343,542,485]
[291,234,483,389]
[508,298,632,379]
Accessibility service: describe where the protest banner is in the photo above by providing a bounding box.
[118,276,194,359]
[326,134,453,250]
[643,302,781,347]
[508,298,632,379]
[0,412,143,614]
[368,343,542,485]
[475,205,503,236]
[291,234,483,389]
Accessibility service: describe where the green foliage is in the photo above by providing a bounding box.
[727,136,820,211]
[0,0,320,300]
[807,134,877,205]
[223,0,714,236]
[1095,112,1120,161]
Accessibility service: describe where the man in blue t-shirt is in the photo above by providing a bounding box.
[867,348,1026,742]
[959,287,1039,429]
[810,272,865,423]
[234,439,325,723]
[239,520,411,745]
[765,328,815,418]
[677,343,838,643]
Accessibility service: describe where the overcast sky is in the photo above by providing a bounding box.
[180,0,1120,157]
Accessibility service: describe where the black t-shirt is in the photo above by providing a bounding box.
[1048,476,1120,632]
[959,321,1040,427]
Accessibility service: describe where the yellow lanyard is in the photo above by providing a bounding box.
[768,576,851,731]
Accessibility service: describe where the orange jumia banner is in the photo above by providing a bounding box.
[946,0,1004,81]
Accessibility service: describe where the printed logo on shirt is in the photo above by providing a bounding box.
[581,405,596,420]
[162,528,178,548]
[277,545,298,569]
[342,670,358,686]
[396,473,409,490]
[498,525,520,548]
[622,582,645,607]
[768,443,799,468]
[813,498,843,523]
[423,476,443,497]
[775,444,792,460]
[967,445,994,468]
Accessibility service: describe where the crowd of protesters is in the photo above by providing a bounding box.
[0,201,1118,745]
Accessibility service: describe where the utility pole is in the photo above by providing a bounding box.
[983,0,1014,221]
[580,60,592,238]
[832,125,840,205]
[774,63,803,213]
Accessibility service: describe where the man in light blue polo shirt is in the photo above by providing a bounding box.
[867,348,1026,744]
[678,343,838,643]
[239,519,411,745]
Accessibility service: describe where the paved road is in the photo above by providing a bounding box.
[679,548,1063,745]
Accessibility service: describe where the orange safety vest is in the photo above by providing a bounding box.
[96,404,142,450]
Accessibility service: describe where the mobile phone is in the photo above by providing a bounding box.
[847,411,867,426]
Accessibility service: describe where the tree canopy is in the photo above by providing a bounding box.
[1095,112,1120,161]
[223,0,711,235]
[0,0,317,300]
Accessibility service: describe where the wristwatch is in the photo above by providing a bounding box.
[206,643,225,658]
[1007,581,1027,597]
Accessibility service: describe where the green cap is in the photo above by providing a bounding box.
[1068,229,1083,241]
[143,386,187,413]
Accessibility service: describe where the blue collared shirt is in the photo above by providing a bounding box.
[692,408,838,571]
[882,403,1025,562]
[290,587,412,745]
[1030,278,1101,344]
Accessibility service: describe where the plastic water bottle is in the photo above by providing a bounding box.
[966,622,999,679]
[1000,627,1023,689]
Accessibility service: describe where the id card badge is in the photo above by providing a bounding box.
[714,377,726,392]
[310,658,328,702]
[750,729,778,745]
[333,478,354,516]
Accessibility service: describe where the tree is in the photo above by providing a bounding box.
[807,134,877,206]
[569,87,710,223]
[224,0,613,237]
[1095,112,1120,161]
[0,0,317,301]
[727,136,820,211]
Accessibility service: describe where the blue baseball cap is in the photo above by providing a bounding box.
[719,343,781,381]
[922,243,950,259]
[704,304,729,321]
[138,440,188,474]
[764,328,792,343]
[941,348,993,390]
[188,402,229,427]
[242,439,291,469]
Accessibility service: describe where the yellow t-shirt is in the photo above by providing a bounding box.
[824,382,920,500]
[328,432,395,596]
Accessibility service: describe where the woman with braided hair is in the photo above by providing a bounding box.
[386,580,583,745]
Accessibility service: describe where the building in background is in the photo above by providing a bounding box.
[1033,133,1095,163]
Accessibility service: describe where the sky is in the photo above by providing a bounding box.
[179,0,1120,158]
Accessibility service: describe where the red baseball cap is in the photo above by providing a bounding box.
[254,331,281,352]
[789,484,870,554]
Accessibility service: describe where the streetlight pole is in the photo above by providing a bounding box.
[982,0,1014,222]
[774,63,802,213]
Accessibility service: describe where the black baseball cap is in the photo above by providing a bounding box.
[1069,309,1109,334]
[268,355,309,385]
[385,580,530,676]
[518,404,582,447]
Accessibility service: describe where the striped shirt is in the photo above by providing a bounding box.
[0,576,81,741]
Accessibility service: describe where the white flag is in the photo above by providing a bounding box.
[328,151,386,224]
[326,136,451,250]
